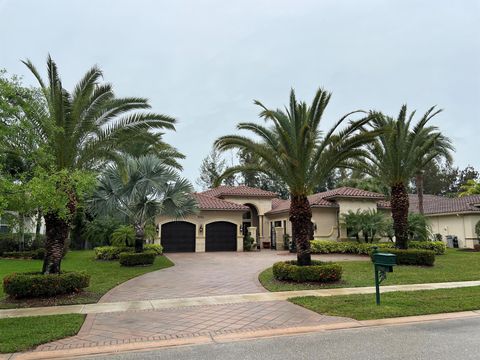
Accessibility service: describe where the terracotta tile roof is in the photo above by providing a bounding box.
[266,187,385,215]
[193,193,249,211]
[200,185,278,198]
[408,194,480,215]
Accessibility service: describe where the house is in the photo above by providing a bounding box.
[155,185,390,252]
[408,194,480,248]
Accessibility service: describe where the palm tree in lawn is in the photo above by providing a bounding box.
[360,105,451,249]
[215,88,377,266]
[23,56,177,273]
[90,155,198,252]
[412,112,453,214]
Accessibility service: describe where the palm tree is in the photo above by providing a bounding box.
[90,155,198,252]
[23,56,177,273]
[414,128,453,214]
[215,88,376,265]
[361,105,450,249]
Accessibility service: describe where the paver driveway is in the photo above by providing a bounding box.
[37,252,366,352]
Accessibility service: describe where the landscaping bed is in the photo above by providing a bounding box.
[289,286,480,320]
[260,249,480,292]
[272,260,342,283]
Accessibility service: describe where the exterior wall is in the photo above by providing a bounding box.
[311,208,338,240]
[427,214,480,249]
[336,199,379,240]
[155,210,244,252]
[220,196,274,244]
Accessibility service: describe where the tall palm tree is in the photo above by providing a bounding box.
[23,56,177,273]
[361,105,450,249]
[215,88,376,265]
[90,155,198,252]
[413,116,453,214]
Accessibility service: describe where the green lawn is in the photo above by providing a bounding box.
[0,250,174,308]
[0,314,85,353]
[259,249,480,292]
[290,286,480,320]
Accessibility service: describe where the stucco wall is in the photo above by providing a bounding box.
[155,210,244,252]
[428,213,480,248]
[336,199,379,240]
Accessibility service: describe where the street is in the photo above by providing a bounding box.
[84,317,480,360]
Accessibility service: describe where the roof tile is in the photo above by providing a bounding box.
[193,193,249,211]
[200,185,278,198]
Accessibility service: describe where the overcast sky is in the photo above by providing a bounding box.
[1,0,479,187]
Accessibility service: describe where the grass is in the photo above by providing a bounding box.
[0,250,174,308]
[290,286,480,320]
[259,249,480,292]
[0,314,85,353]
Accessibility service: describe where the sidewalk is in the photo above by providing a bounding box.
[2,280,480,319]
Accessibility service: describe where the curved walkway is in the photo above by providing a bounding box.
[36,252,367,353]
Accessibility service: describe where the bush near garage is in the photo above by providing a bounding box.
[1,248,46,260]
[371,249,436,266]
[94,244,163,260]
[310,240,445,255]
[272,260,342,283]
[119,251,156,267]
[3,271,90,298]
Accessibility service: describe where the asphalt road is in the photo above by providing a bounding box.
[85,317,480,360]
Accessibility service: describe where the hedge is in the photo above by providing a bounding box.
[119,251,156,266]
[1,248,46,260]
[3,271,90,298]
[372,249,436,266]
[94,244,163,260]
[272,260,342,283]
[310,240,445,255]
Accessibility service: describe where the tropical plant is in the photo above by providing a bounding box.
[342,209,389,243]
[360,105,449,249]
[83,216,123,248]
[111,225,135,247]
[19,56,176,273]
[459,179,480,196]
[407,213,431,241]
[215,88,376,265]
[90,155,198,252]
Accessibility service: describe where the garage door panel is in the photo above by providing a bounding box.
[161,221,195,252]
[206,221,237,252]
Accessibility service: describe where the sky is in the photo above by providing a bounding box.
[0,0,479,188]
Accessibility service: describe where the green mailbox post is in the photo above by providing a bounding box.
[372,247,397,305]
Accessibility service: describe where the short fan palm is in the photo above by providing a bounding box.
[90,155,198,252]
[215,88,376,265]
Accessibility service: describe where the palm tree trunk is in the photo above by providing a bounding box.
[134,223,144,253]
[42,212,69,274]
[289,194,312,266]
[391,183,409,249]
[416,173,424,215]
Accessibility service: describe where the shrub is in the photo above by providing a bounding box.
[243,235,254,251]
[409,241,445,255]
[144,244,163,255]
[111,225,135,247]
[272,260,342,283]
[3,271,90,298]
[371,249,435,266]
[119,251,156,266]
[1,248,45,259]
[94,246,132,260]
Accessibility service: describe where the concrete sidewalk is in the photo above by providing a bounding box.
[2,280,480,319]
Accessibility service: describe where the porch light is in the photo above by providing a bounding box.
[199,224,204,233]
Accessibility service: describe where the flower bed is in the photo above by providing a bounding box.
[272,260,342,283]
[3,271,90,298]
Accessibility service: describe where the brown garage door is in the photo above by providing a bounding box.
[205,221,237,251]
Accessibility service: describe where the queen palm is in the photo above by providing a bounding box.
[361,105,451,249]
[90,155,198,252]
[215,88,376,265]
[23,56,177,273]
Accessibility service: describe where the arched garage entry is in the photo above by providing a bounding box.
[205,221,237,252]
[161,221,196,252]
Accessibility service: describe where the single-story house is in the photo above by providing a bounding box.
[155,185,480,252]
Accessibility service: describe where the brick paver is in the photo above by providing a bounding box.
[34,252,365,352]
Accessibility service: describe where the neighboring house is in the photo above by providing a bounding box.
[0,212,45,236]
[155,186,390,252]
[408,194,480,248]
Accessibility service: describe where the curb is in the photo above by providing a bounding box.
[5,310,480,360]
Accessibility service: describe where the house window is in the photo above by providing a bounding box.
[274,221,282,227]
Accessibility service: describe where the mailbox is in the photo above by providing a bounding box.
[372,249,397,305]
